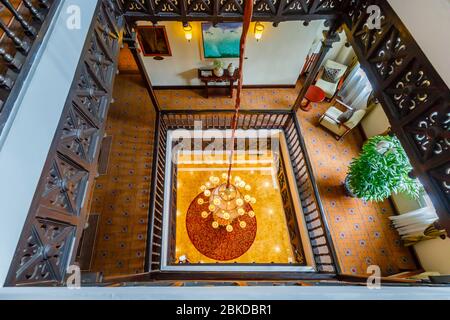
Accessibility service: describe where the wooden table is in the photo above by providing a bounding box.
[198,68,239,98]
[301,85,326,111]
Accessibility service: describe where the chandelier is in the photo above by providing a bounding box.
[198,173,256,232]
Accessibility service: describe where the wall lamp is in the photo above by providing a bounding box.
[254,22,264,41]
[183,23,193,42]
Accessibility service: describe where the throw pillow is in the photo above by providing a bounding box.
[322,67,341,83]
[337,109,354,123]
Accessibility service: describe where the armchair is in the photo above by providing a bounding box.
[315,60,347,100]
[318,99,366,140]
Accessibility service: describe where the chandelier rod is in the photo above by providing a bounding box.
[226,1,254,188]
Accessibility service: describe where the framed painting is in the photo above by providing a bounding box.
[136,26,172,57]
[201,22,242,59]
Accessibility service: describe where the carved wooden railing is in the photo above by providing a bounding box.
[146,112,167,271]
[342,0,450,233]
[277,152,306,265]
[284,114,338,272]
[5,0,123,286]
[117,0,344,24]
[5,0,448,287]
[0,0,60,137]
[146,110,339,276]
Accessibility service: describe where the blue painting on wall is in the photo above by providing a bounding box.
[201,23,242,58]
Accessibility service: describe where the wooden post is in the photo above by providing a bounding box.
[125,34,161,113]
[293,25,341,112]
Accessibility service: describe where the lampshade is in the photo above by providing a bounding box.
[183,23,193,41]
[254,22,264,41]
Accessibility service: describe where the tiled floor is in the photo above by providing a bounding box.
[155,86,419,276]
[298,104,418,275]
[89,48,418,277]
[89,74,156,276]
[156,85,298,110]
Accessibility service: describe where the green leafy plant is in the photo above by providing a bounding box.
[347,135,421,202]
[213,59,224,69]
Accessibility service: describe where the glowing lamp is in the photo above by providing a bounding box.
[254,22,264,41]
[183,23,193,41]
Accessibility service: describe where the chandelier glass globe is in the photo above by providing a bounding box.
[197,174,256,232]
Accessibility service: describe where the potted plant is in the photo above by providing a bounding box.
[345,135,421,202]
[213,59,224,77]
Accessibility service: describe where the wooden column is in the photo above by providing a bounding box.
[125,34,161,113]
[293,25,341,112]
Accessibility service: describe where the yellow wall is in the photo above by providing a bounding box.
[414,238,450,274]
[360,104,390,138]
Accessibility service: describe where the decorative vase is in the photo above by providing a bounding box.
[344,175,356,198]
[213,67,224,77]
[227,63,235,75]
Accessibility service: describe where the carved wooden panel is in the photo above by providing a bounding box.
[186,0,213,15]
[6,0,123,286]
[253,0,276,14]
[344,0,450,231]
[119,0,148,12]
[219,0,243,14]
[119,0,341,23]
[11,219,76,285]
[282,0,310,15]
[59,104,100,165]
[39,154,89,217]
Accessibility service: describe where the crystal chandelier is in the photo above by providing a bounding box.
[198,173,256,232]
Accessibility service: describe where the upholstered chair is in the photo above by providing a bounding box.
[318,100,367,140]
[315,60,348,100]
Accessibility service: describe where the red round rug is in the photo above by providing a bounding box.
[186,192,257,261]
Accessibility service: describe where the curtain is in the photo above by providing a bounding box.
[338,62,373,110]
[389,203,445,246]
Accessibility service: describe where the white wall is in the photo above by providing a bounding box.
[388,0,450,87]
[0,0,99,286]
[323,30,348,65]
[139,21,324,86]
[1,285,450,300]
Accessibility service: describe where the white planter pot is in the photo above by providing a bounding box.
[213,67,224,77]
[227,64,235,75]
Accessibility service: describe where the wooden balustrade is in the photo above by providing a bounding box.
[5,0,123,286]
[0,0,59,136]
[284,114,338,273]
[5,0,449,286]
[146,110,339,275]
[116,0,344,25]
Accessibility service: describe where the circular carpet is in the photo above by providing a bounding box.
[186,192,257,261]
